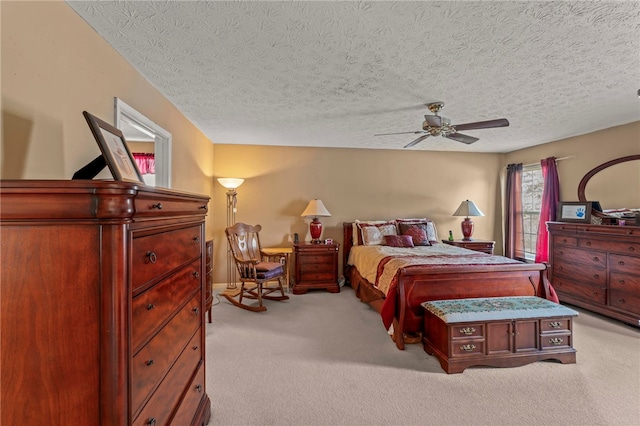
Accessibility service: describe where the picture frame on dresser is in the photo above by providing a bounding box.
[83,111,145,183]
[557,201,592,223]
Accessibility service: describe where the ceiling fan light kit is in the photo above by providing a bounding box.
[375,101,509,148]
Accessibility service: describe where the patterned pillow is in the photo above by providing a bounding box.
[397,218,438,242]
[384,234,415,248]
[399,223,431,246]
[354,220,392,245]
[360,222,398,246]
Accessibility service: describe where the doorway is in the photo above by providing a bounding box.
[114,98,172,188]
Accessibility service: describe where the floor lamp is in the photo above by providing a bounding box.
[217,177,244,296]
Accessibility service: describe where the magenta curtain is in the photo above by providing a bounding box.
[534,157,560,263]
[132,153,155,175]
[505,163,525,260]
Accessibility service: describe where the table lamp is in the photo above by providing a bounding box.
[301,199,331,243]
[452,199,485,241]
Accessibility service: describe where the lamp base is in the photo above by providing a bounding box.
[461,217,475,241]
[309,217,323,244]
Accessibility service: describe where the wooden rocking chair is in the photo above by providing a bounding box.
[222,223,289,312]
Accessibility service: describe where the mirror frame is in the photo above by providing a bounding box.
[577,154,640,220]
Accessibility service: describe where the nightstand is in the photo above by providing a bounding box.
[442,239,495,254]
[293,242,340,294]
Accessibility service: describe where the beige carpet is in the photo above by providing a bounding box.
[205,287,640,426]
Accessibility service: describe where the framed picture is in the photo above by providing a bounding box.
[83,111,144,183]
[557,201,593,223]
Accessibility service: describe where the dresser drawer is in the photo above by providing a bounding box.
[133,330,203,426]
[299,271,335,282]
[541,332,572,350]
[170,361,206,426]
[552,261,606,286]
[609,272,640,293]
[552,277,606,304]
[451,324,484,339]
[609,254,640,274]
[134,192,208,218]
[552,247,606,268]
[132,292,202,414]
[540,318,571,333]
[553,235,577,247]
[451,340,485,357]
[132,260,201,351]
[609,290,640,315]
[299,254,335,265]
[132,225,202,292]
[579,238,640,255]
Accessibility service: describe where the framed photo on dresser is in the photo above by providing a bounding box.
[557,201,593,223]
[83,111,144,183]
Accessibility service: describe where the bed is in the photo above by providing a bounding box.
[342,221,553,350]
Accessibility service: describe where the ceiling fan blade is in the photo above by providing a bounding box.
[374,131,424,136]
[453,118,509,131]
[403,134,430,148]
[424,115,442,127]
[446,133,479,145]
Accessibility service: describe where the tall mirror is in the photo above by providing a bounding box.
[114,98,172,188]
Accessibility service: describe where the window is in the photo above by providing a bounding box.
[521,165,543,261]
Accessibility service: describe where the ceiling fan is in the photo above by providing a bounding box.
[375,102,509,148]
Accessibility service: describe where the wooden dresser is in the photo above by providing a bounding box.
[547,221,640,327]
[0,180,211,425]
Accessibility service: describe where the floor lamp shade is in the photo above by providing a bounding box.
[452,199,485,241]
[301,199,331,243]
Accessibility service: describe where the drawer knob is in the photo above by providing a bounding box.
[459,327,476,335]
[586,241,591,246]
[618,261,625,266]
[549,321,562,328]
[593,274,599,279]
[192,307,200,315]
[549,337,564,345]
[593,256,599,262]
[146,359,154,366]
[618,298,626,304]
[562,239,568,243]
[199,204,207,210]
[559,250,564,255]
[147,303,155,310]
[629,247,635,252]
[460,344,476,352]
[193,271,200,279]
[592,290,599,296]
[147,418,157,426]
[196,384,203,393]
[151,203,163,210]
[193,236,200,244]
[619,279,625,285]
[192,345,199,351]
[146,251,157,264]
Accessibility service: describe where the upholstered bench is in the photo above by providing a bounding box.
[421,296,578,374]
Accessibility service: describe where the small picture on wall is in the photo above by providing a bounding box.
[83,111,144,184]
[557,201,593,223]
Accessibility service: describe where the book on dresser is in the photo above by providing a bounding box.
[547,221,640,327]
[0,180,211,426]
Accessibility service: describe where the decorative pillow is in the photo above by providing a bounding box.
[384,234,414,248]
[353,220,391,246]
[397,218,438,242]
[399,223,431,246]
[360,222,398,246]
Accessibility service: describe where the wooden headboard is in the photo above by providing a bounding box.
[342,222,355,272]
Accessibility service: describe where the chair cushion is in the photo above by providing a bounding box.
[255,262,284,279]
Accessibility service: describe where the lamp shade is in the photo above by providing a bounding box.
[300,199,332,218]
[217,177,244,189]
[452,199,485,218]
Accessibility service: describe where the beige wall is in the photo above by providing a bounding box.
[504,121,640,209]
[3,2,638,286]
[212,145,503,282]
[1,1,215,233]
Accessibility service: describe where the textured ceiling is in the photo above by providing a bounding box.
[67,1,640,153]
